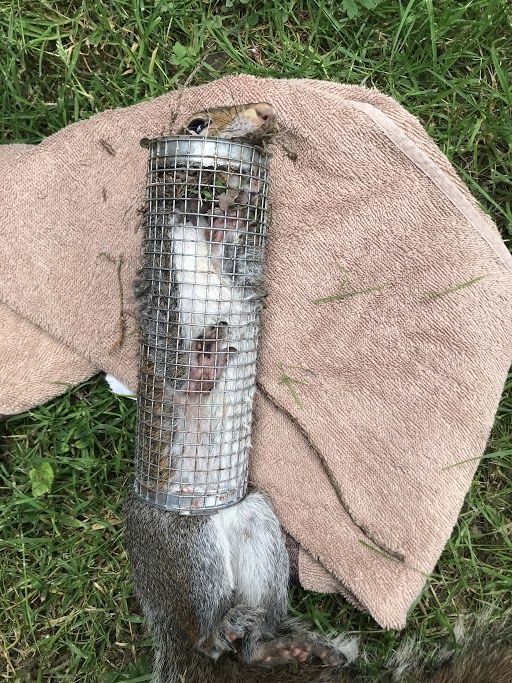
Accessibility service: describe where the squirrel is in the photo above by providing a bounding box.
[125,103,512,682]
[134,103,273,503]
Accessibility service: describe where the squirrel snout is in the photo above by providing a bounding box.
[254,103,275,123]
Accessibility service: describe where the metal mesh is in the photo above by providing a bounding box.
[134,137,269,514]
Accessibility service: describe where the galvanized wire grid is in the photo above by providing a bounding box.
[135,137,269,514]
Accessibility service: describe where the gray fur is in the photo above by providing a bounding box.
[124,491,355,683]
[124,492,512,683]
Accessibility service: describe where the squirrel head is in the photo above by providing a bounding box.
[181,103,276,141]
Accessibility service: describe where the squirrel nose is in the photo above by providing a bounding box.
[254,103,275,122]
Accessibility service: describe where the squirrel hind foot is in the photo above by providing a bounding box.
[220,604,268,644]
[254,639,347,668]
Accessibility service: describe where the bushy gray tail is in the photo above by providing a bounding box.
[384,612,512,683]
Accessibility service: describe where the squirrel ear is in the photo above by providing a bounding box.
[185,118,209,135]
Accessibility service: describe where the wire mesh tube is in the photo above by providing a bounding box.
[134,137,270,514]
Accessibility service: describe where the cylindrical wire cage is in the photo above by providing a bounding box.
[134,137,269,514]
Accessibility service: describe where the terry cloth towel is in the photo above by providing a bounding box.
[1,75,511,629]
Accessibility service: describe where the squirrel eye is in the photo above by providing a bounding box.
[186,118,208,134]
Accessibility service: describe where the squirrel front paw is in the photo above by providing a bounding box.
[186,323,232,394]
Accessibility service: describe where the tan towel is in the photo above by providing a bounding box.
[1,75,511,629]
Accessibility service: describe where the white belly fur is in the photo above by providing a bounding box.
[164,219,260,496]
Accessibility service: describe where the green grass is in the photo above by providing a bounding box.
[1,0,511,680]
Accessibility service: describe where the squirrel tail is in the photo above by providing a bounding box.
[382,613,512,682]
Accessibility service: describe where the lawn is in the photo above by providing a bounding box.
[1,1,511,681]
